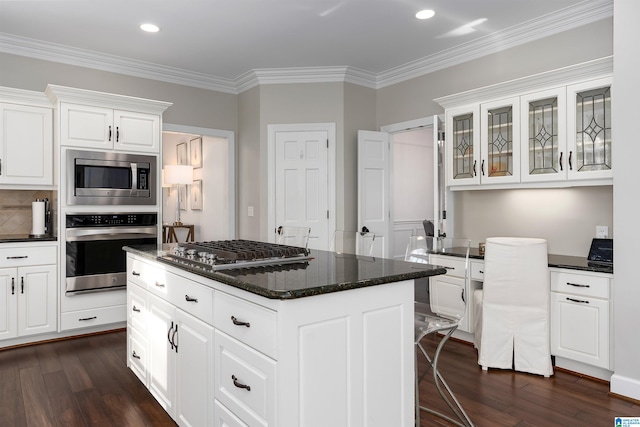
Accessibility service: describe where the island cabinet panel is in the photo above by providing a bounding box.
[126,252,417,427]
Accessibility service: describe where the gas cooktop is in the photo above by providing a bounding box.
[161,239,312,272]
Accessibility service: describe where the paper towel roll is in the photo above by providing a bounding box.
[31,201,46,236]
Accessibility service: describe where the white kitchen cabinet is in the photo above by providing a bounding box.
[0,101,53,186]
[520,87,567,183]
[60,103,160,152]
[480,97,520,184]
[0,245,57,341]
[550,269,612,370]
[127,252,415,427]
[566,77,613,181]
[46,84,171,154]
[445,104,480,187]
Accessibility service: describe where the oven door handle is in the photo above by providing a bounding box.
[66,226,157,241]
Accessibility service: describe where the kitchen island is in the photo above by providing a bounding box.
[124,244,447,427]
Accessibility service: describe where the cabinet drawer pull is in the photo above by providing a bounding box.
[566,282,590,288]
[132,351,141,360]
[116,126,120,142]
[11,277,15,295]
[568,150,573,170]
[108,125,112,141]
[21,277,24,294]
[172,324,179,353]
[559,151,564,171]
[185,295,198,303]
[481,159,485,176]
[473,160,477,176]
[566,297,589,304]
[479,270,484,274]
[132,306,141,313]
[155,281,166,288]
[6,255,28,259]
[231,316,250,328]
[444,266,455,270]
[132,271,141,276]
[231,375,251,391]
[79,316,97,321]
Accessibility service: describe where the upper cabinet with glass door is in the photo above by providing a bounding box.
[566,77,612,181]
[520,87,567,183]
[480,97,520,185]
[445,104,480,187]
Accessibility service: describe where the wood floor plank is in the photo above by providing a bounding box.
[0,366,27,427]
[42,369,87,427]
[19,365,56,427]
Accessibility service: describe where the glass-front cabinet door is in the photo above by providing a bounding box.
[567,77,613,180]
[520,87,567,182]
[445,104,480,187]
[480,97,520,184]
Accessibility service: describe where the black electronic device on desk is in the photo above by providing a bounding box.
[587,238,613,268]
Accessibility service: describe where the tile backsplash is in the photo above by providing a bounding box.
[0,190,54,235]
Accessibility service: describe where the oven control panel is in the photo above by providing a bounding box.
[66,213,158,228]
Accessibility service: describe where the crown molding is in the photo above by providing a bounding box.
[376,0,613,88]
[0,0,612,94]
[434,56,613,109]
[0,86,52,108]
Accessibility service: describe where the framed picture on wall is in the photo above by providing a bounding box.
[177,142,188,165]
[178,185,187,210]
[191,180,203,210]
[190,137,202,168]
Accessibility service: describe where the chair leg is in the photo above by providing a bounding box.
[415,348,420,427]
[416,328,475,427]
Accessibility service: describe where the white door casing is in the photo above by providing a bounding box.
[357,130,391,259]
[268,123,336,251]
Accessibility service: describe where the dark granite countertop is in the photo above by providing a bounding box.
[0,234,58,243]
[433,247,613,275]
[124,244,448,300]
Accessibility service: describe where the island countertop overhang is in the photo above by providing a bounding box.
[124,244,448,300]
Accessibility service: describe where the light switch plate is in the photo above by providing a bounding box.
[596,225,609,238]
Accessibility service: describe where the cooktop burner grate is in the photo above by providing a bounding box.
[182,239,310,261]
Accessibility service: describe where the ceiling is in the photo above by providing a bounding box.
[0,0,611,92]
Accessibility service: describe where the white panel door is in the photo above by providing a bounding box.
[18,265,56,337]
[275,130,329,250]
[357,130,390,258]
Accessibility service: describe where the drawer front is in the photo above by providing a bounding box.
[128,328,148,386]
[214,331,276,427]
[470,261,485,281]
[60,305,126,331]
[127,255,167,291]
[214,291,277,358]
[127,282,148,333]
[168,278,214,325]
[0,246,56,268]
[430,255,467,279]
[214,400,249,427]
[550,271,609,299]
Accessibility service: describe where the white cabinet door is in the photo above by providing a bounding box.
[147,292,177,418]
[430,274,469,332]
[480,97,520,185]
[0,268,17,340]
[114,110,160,153]
[61,103,113,149]
[446,104,480,187]
[0,103,53,185]
[17,265,56,337]
[520,87,567,183]
[175,309,215,427]
[551,292,609,369]
[566,77,613,181]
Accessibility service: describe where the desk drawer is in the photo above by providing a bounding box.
[127,256,167,290]
[168,278,214,325]
[470,261,485,281]
[430,255,467,279]
[0,245,56,267]
[550,271,609,299]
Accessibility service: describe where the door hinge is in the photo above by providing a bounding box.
[438,130,446,141]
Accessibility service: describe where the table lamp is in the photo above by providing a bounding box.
[164,164,194,225]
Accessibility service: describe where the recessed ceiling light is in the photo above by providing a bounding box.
[416,9,435,20]
[140,23,160,33]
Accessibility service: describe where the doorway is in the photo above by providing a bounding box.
[162,124,236,242]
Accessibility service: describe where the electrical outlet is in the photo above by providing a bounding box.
[596,226,609,239]
[248,206,254,217]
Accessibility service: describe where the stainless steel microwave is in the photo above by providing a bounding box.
[66,149,157,205]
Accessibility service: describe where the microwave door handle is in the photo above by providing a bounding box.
[131,163,138,194]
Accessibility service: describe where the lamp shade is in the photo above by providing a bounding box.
[164,164,193,185]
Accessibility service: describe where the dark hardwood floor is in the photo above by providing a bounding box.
[0,330,637,426]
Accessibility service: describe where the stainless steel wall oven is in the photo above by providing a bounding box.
[65,213,157,294]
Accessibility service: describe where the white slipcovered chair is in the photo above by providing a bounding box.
[473,237,553,377]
